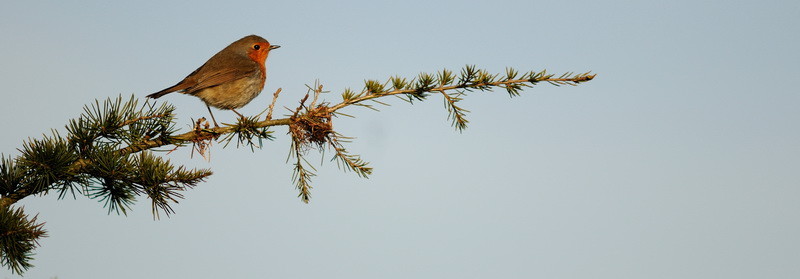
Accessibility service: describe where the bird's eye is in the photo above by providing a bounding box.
[253,44,260,50]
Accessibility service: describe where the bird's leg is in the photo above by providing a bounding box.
[231,109,245,120]
[206,104,220,127]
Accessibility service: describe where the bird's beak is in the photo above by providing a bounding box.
[270,45,281,50]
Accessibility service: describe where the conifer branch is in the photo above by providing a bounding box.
[439,89,470,132]
[0,66,595,209]
[329,66,594,113]
[327,132,372,178]
[0,65,595,274]
[0,206,46,274]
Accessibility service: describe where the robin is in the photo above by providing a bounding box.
[147,35,280,127]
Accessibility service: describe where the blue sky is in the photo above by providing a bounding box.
[2,0,799,278]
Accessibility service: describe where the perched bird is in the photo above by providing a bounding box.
[147,35,280,126]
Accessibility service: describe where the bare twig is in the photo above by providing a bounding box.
[266,88,282,120]
[311,84,322,108]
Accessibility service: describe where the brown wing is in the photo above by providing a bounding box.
[182,51,260,95]
[183,67,258,95]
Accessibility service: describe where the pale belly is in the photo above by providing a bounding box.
[192,76,264,110]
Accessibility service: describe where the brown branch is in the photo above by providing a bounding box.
[0,195,20,208]
[118,118,291,155]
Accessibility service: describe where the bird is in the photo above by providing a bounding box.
[146,35,280,127]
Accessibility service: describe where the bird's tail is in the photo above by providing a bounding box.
[147,80,190,99]
[146,89,172,99]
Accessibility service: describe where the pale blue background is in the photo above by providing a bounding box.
[2,1,799,278]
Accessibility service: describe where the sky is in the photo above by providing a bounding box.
[1,0,799,278]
